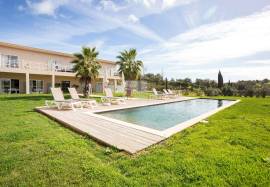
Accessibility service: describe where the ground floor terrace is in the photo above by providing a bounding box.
[0,72,123,94]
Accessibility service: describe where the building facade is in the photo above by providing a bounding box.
[0,42,123,94]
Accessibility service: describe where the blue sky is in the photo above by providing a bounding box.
[0,0,270,81]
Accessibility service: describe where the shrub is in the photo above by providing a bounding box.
[222,86,237,96]
[244,88,254,97]
[204,88,222,96]
[114,92,125,97]
[193,88,205,96]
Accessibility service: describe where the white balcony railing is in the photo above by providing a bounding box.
[0,59,22,69]
[99,68,119,77]
[0,58,120,78]
[0,59,75,73]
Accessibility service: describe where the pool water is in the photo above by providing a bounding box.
[98,99,234,131]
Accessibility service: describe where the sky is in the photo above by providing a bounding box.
[0,0,270,82]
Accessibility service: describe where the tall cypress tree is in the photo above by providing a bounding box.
[218,70,224,88]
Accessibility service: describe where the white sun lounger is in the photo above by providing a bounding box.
[102,88,126,105]
[152,88,167,99]
[68,87,98,109]
[164,89,177,98]
[46,88,83,111]
[168,89,180,96]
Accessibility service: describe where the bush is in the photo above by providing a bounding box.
[222,86,237,96]
[244,88,254,97]
[114,92,125,97]
[204,88,222,96]
[193,88,205,96]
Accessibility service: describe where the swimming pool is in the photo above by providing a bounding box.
[98,99,235,131]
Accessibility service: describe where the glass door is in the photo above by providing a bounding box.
[30,80,44,93]
[0,79,11,93]
[10,79,19,93]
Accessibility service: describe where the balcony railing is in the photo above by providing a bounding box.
[55,64,74,72]
[0,59,120,78]
[0,59,22,69]
[99,68,119,77]
[0,59,74,73]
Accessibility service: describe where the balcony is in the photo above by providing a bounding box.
[0,59,75,75]
[0,58,120,79]
[99,68,119,78]
[54,64,74,73]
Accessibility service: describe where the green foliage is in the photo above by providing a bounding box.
[113,92,125,97]
[142,73,270,98]
[218,70,224,88]
[116,48,143,81]
[222,85,238,96]
[72,47,101,96]
[204,88,222,96]
[0,95,270,186]
[116,48,143,96]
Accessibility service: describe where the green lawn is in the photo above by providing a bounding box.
[0,95,269,186]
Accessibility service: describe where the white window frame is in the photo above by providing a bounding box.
[0,78,20,94]
[1,54,19,68]
[0,78,11,93]
[30,80,44,93]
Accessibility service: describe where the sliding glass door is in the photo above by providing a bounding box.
[0,79,20,93]
[30,80,43,93]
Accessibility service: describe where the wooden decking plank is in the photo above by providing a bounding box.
[66,114,154,149]
[41,109,156,152]
[35,97,194,154]
[83,113,164,142]
[78,114,163,144]
[48,114,143,153]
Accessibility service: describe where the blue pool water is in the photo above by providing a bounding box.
[98,99,234,131]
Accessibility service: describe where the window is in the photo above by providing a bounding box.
[1,55,19,68]
[0,79,20,93]
[30,80,43,93]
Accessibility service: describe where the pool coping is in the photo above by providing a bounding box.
[86,98,240,138]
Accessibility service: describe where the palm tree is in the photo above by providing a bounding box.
[116,48,143,96]
[72,47,101,96]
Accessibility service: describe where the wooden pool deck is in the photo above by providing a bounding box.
[36,97,192,154]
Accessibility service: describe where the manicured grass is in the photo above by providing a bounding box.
[0,95,269,186]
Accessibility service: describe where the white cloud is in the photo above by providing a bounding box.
[17,5,25,11]
[128,14,140,23]
[64,1,164,42]
[244,59,270,65]
[129,0,195,10]
[98,0,126,12]
[86,39,105,49]
[142,10,270,66]
[25,0,69,16]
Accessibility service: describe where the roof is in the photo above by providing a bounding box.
[0,41,115,64]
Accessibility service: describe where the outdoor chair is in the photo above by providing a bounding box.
[68,87,98,109]
[102,88,126,105]
[152,88,167,99]
[46,88,83,111]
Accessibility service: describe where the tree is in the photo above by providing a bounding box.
[218,70,224,88]
[165,77,168,90]
[72,47,101,97]
[116,48,143,96]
